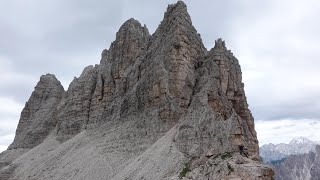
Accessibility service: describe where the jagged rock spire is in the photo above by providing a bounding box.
[2,2,273,180]
[214,38,227,50]
[138,0,206,114]
[156,0,194,37]
[164,1,190,23]
[114,18,149,46]
[109,18,149,63]
[8,74,64,149]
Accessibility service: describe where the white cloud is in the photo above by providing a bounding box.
[0,134,15,145]
[0,133,15,153]
[0,97,23,153]
[225,0,320,120]
[0,145,7,153]
[0,97,24,115]
[256,119,320,146]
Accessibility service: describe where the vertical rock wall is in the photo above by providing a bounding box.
[3,1,272,179]
[8,74,64,149]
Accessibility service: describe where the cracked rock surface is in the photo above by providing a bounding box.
[0,1,273,179]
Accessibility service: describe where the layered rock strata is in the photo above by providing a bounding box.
[9,74,64,149]
[0,1,273,179]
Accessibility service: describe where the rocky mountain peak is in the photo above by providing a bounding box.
[214,38,227,50]
[115,18,149,42]
[154,1,197,41]
[108,18,150,64]
[273,145,320,179]
[165,1,189,21]
[260,137,318,163]
[1,2,274,180]
[40,73,59,82]
[8,73,64,150]
[289,136,314,145]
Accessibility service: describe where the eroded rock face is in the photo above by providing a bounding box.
[141,0,206,112]
[179,153,274,180]
[87,18,150,127]
[206,38,258,155]
[57,65,98,141]
[8,74,64,149]
[2,1,273,179]
[274,145,320,180]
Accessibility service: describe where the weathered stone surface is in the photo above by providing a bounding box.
[0,74,64,179]
[8,74,64,149]
[205,38,258,155]
[57,65,98,141]
[1,1,273,179]
[88,18,150,127]
[178,153,274,180]
[273,145,320,180]
[0,149,28,170]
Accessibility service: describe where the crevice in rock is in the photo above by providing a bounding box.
[100,74,105,101]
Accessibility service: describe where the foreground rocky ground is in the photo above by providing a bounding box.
[0,1,273,179]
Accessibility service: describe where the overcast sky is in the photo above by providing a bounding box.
[1,0,319,152]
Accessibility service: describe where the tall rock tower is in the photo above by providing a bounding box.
[0,1,273,179]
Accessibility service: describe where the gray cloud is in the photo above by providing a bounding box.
[0,0,319,149]
[256,119,320,145]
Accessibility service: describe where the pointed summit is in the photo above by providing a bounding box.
[116,18,149,38]
[213,38,227,50]
[113,18,150,48]
[107,18,149,64]
[8,74,64,149]
[160,1,192,31]
[140,0,206,116]
[152,0,204,50]
[165,1,189,18]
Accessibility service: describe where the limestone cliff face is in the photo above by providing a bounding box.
[8,74,64,149]
[1,1,273,179]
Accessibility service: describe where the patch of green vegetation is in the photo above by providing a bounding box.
[212,154,220,160]
[208,161,218,167]
[221,152,232,160]
[270,157,287,165]
[179,163,191,178]
[251,157,260,162]
[227,163,234,172]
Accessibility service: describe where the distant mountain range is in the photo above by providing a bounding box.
[260,137,319,163]
[260,137,320,180]
[274,145,320,180]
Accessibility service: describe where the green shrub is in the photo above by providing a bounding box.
[270,158,287,165]
[221,152,232,160]
[227,163,234,172]
[179,163,191,178]
[251,157,260,162]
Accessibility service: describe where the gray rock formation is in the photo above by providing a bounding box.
[0,1,273,179]
[274,145,320,180]
[9,74,64,149]
[0,74,64,178]
[57,65,98,141]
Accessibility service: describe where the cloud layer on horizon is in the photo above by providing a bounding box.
[0,0,319,151]
[256,119,320,145]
